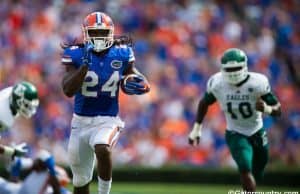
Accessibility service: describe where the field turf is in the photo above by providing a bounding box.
[68,182,300,194]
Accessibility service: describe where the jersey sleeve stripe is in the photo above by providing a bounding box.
[129,55,135,62]
[61,57,72,63]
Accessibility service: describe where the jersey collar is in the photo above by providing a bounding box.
[235,74,250,87]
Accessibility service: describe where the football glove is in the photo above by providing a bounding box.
[122,74,150,95]
[13,142,29,157]
[188,123,203,146]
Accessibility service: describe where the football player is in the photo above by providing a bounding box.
[0,81,39,158]
[0,149,70,194]
[188,48,281,191]
[61,12,150,194]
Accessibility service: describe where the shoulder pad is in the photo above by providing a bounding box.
[250,72,270,94]
[249,72,269,86]
[111,45,135,62]
[252,72,268,81]
[61,46,84,65]
[207,72,222,93]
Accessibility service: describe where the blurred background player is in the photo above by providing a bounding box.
[0,149,70,194]
[188,48,281,191]
[61,11,150,194]
[0,81,39,159]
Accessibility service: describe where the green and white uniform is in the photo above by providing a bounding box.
[204,71,278,178]
[0,87,15,130]
[206,72,271,136]
[193,48,281,180]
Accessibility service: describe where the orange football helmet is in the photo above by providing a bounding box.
[82,12,114,52]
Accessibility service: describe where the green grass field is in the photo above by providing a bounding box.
[68,182,300,194]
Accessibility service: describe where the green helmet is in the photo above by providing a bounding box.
[221,48,248,84]
[10,81,39,118]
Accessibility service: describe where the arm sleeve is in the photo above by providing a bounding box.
[261,92,279,105]
[121,46,136,72]
[203,92,216,105]
[205,75,217,104]
[257,75,279,105]
[128,47,135,63]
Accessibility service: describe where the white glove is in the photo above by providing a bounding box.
[13,143,28,157]
[188,123,203,146]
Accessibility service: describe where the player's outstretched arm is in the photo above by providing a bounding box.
[61,64,88,97]
[188,94,215,146]
[256,93,281,117]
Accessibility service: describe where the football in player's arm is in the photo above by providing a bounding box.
[188,48,281,191]
[61,12,149,194]
[0,82,39,159]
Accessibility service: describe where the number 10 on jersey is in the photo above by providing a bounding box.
[227,102,253,119]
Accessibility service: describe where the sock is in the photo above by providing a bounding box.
[98,176,112,194]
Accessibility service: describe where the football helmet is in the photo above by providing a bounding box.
[82,12,114,52]
[10,81,39,118]
[221,48,248,85]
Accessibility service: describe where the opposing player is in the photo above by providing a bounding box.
[61,12,150,194]
[0,81,39,158]
[188,48,281,191]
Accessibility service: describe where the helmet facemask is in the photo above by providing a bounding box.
[83,27,114,52]
[221,61,248,85]
[17,98,39,118]
[82,12,114,52]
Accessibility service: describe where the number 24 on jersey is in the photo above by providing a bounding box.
[82,71,119,97]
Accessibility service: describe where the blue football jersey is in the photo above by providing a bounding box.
[62,44,135,116]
